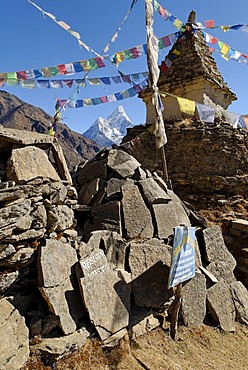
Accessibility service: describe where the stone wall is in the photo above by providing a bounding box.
[123,121,248,202]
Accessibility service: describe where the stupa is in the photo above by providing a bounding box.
[139,11,237,124]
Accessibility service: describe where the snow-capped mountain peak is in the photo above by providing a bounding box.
[83,106,134,147]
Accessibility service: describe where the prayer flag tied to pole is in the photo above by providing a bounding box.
[145,0,167,148]
[168,226,196,288]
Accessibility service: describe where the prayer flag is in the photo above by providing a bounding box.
[18,80,41,89]
[205,20,215,28]
[177,97,195,115]
[222,111,240,128]
[63,80,74,88]
[196,103,215,123]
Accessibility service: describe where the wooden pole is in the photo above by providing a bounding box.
[170,283,182,341]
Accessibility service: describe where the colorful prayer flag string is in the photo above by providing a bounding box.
[27,0,100,56]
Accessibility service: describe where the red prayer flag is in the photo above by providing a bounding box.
[130,47,139,59]
[17,71,27,80]
[159,5,165,18]
[57,65,67,74]
[95,57,105,68]
[205,20,215,28]
[100,96,109,103]
[159,61,169,73]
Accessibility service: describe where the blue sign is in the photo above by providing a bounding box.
[168,226,196,288]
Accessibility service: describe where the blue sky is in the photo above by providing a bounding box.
[1,0,248,134]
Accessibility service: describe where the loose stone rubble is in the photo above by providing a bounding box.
[0,130,247,368]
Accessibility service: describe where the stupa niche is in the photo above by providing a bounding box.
[140,11,237,124]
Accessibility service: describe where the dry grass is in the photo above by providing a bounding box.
[22,324,248,370]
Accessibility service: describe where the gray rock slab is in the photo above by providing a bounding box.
[153,190,191,239]
[207,280,236,332]
[77,157,108,186]
[0,243,15,260]
[32,328,89,358]
[107,149,141,178]
[106,178,126,199]
[153,172,168,192]
[128,307,160,339]
[230,281,248,325]
[31,204,47,229]
[3,228,46,243]
[0,186,24,202]
[206,261,236,284]
[138,177,171,204]
[87,230,127,270]
[38,239,85,335]
[202,226,237,270]
[47,205,74,232]
[79,269,130,340]
[0,298,29,370]
[180,272,206,328]
[83,201,122,241]
[121,182,153,239]
[78,249,110,278]
[0,199,32,240]
[6,146,60,184]
[0,271,19,293]
[0,247,36,268]
[47,181,67,205]
[129,239,173,308]
[78,177,100,205]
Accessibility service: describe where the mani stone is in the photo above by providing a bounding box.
[138,177,171,204]
[107,149,141,178]
[129,239,172,308]
[38,239,84,335]
[230,281,248,325]
[6,146,60,184]
[121,181,153,239]
[79,269,130,340]
[152,190,191,239]
[180,272,207,328]
[0,298,29,370]
[86,231,127,270]
[202,225,237,269]
[207,280,236,332]
[83,201,122,241]
[77,249,110,278]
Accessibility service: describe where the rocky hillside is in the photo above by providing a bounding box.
[0,90,100,170]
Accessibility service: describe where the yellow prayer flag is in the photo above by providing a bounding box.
[115,52,125,66]
[174,19,183,29]
[83,98,92,107]
[177,97,195,115]
[220,43,230,55]
[221,26,231,32]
